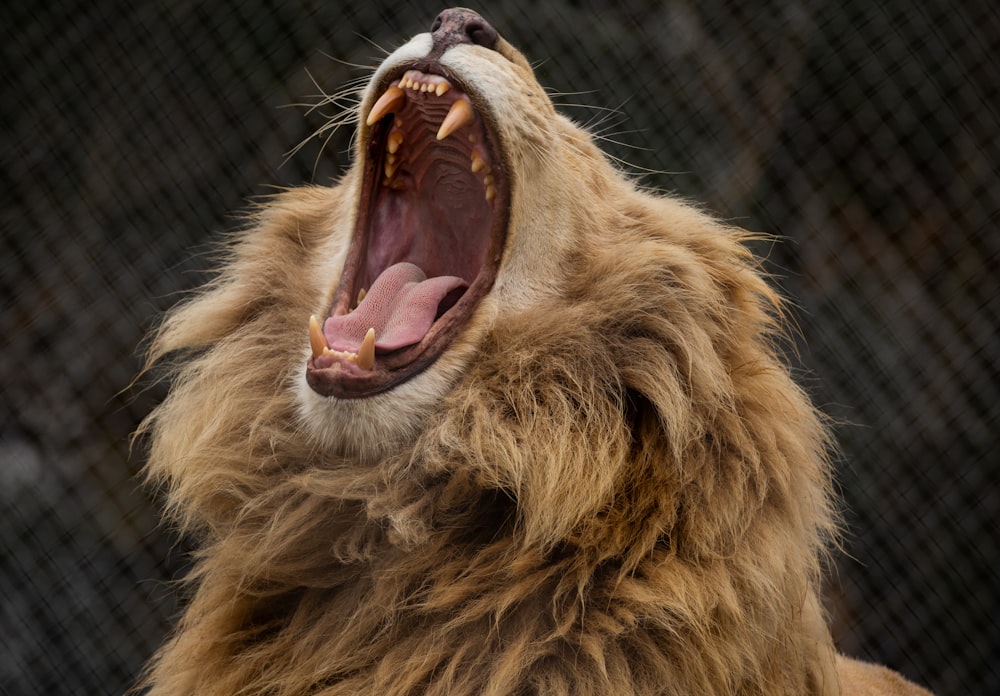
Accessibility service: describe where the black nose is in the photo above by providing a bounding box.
[430,8,499,52]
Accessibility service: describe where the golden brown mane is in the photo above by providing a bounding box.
[139,9,930,696]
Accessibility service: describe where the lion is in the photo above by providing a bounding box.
[139,9,933,696]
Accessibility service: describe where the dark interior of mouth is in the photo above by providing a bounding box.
[307,69,505,397]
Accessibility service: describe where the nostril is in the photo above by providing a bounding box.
[430,8,499,53]
[464,19,496,48]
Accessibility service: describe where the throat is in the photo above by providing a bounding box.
[365,164,491,288]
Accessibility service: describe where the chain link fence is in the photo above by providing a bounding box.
[3,1,997,694]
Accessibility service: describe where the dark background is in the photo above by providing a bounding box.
[3,1,997,694]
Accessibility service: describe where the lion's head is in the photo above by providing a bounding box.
[295,12,642,462]
[141,9,852,696]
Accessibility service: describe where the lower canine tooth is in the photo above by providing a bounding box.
[356,328,376,371]
[437,97,473,140]
[308,315,327,360]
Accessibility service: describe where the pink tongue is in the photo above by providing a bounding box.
[323,262,467,353]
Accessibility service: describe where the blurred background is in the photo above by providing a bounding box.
[3,1,997,694]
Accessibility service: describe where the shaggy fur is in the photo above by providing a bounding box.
[139,13,931,696]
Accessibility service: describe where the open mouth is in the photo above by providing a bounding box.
[306,66,508,398]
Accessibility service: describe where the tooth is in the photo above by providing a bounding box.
[308,314,327,359]
[435,83,450,97]
[436,97,473,140]
[356,328,376,371]
[483,173,494,187]
[485,184,496,202]
[366,86,405,127]
[420,83,431,92]
[356,287,367,306]
[470,150,486,173]
[384,158,398,179]
[387,130,403,154]
[399,70,421,89]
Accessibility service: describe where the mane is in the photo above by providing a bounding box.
[121,4,869,679]
[139,166,839,694]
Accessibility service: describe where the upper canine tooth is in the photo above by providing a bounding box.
[437,97,473,140]
[366,86,405,127]
[308,314,327,360]
[356,328,376,371]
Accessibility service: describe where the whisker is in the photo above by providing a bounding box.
[353,32,394,58]
[317,49,380,72]
[279,55,377,175]
[283,108,356,170]
[591,132,652,152]
[312,120,348,179]
[545,88,599,99]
